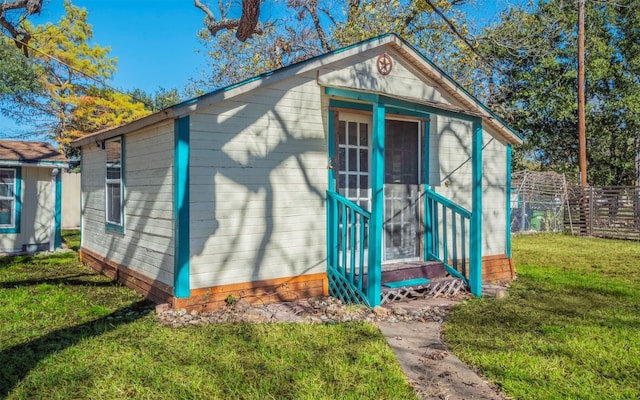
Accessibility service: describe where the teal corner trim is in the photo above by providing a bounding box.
[470,119,483,297]
[174,116,191,299]
[327,111,336,192]
[506,144,512,258]
[327,111,335,272]
[367,101,385,306]
[423,119,431,261]
[79,149,83,248]
[54,171,62,249]
[15,167,21,233]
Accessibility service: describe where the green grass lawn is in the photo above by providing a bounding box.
[0,232,416,399]
[445,234,640,400]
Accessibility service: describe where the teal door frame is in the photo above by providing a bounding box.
[326,87,484,303]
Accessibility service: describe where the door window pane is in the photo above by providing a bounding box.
[359,148,368,172]
[338,121,346,144]
[348,148,357,170]
[335,118,370,210]
[348,122,357,145]
[360,123,368,146]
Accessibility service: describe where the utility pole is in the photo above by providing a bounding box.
[578,0,587,187]
[577,0,590,235]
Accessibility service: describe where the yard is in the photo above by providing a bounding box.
[2,232,639,399]
[0,231,416,399]
[446,234,640,399]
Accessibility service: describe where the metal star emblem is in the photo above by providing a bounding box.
[377,53,393,75]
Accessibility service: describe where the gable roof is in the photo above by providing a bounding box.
[0,140,68,167]
[72,33,522,147]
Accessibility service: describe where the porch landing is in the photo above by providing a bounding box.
[380,261,466,304]
[382,261,447,284]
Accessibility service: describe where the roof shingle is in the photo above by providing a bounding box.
[0,140,67,163]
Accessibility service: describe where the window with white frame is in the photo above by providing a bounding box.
[105,138,123,227]
[0,168,16,228]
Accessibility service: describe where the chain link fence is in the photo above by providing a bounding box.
[510,171,569,234]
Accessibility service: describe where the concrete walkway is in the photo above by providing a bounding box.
[376,298,507,400]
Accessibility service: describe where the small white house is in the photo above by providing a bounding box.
[73,34,522,311]
[0,140,68,253]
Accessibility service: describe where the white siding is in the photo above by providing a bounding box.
[189,74,328,289]
[0,167,52,252]
[80,121,175,286]
[318,47,456,106]
[428,114,507,256]
[481,129,508,255]
[62,171,81,228]
[76,41,512,292]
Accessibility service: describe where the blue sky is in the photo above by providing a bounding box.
[34,0,209,96]
[1,0,518,136]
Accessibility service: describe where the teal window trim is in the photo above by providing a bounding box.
[79,148,83,248]
[0,166,21,234]
[105,136,125,233]
[54,171,62,248]
[328,98,430,120]
[325,87,474,122]
[329,99,372,113]
[505,144,512,258]
[470,119,483,297]
[174,116,191,299]
[367,101,385,307]
[386,107,430,119]
[326,87,379,103]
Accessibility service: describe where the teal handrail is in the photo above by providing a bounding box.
[424,189,471,284]
[326,191,370,306]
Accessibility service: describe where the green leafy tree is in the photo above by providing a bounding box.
[189,0,479,94]
[480,0,640,185]
[1,1,149,153]
[129,87,182,112]
[0,36,40,99]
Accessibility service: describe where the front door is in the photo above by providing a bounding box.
[335,113,421,262]
[383,119,421,261]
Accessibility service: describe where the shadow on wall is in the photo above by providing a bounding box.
[434,116,505,253]
[83,75,332,302]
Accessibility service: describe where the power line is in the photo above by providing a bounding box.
[423,0,502,74]
[0,29,153,108]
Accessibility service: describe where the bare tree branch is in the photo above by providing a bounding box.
[194,0,216,20]
[302,0,330,52]
[423,0,498,72]
[0,0,42,56]
[194,0,262,42]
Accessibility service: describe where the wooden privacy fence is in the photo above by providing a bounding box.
[565,186,640,240]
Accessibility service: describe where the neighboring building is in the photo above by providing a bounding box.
[61,171,81,229]
[0,140,68,253]
[72,34,522,311]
